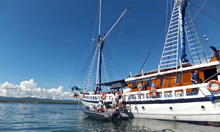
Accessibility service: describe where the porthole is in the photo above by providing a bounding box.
[169,107,173,111]
[201,105,206,110]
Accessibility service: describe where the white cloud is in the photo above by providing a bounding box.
[0,79,74,100]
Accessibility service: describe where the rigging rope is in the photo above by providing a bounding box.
[188,5,210,60]
[75,45,97,86]
[70,3,100,87]
[109,10,128,68]
[105,47,127,78]
[192,0,208,21]
[84,45,99,90]
[102,52,109,82]
[191,1,220,26]
[165,0,169,38]
[103,49,113,81]
[139,10,171,73]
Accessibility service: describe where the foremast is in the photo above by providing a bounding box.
[95,35,104,92]
[86,0,129,92]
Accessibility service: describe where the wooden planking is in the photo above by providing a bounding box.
[128,65,216,93]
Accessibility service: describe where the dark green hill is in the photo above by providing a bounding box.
[0,96,78,104]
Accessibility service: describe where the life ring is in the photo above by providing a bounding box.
[83,93,85,98]
[149,88,157,98]
[208,80,220,92]
[102,93,106,99]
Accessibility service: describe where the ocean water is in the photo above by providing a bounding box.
[0,103,220,132]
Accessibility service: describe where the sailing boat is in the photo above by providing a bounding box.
[73,0,220,123]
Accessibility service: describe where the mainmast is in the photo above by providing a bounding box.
[178,0,189,63]
[159,0,207,71]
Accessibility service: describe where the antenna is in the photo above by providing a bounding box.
[204,35,210,59]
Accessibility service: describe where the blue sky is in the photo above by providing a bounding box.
[0,0,220,93]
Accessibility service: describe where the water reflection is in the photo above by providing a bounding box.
[1,103,220,132]
[80,115,220,132]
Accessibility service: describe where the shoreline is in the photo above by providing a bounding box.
[0,100,80,105]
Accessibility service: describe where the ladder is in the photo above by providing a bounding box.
[184,8,207,65]
[159,3,180,70]
[84,45,99,90]
[102,52,111,92]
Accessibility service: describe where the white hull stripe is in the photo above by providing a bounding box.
[126,96,219,104]
[81,96,220,104]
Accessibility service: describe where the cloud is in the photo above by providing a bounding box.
[0,79,74,100]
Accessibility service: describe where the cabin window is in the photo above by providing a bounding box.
[147,92,162,98]
[161,76,166,87]
[175,90,184,97]
[132,81,138,89]
[134,95,137,100]
[164,91,172,98]
[145,80,152,87]
[187,88,199,96]
[146,93,151,99]
[176,74,181,84]
[138,83,143,89]
[156,92,162,98]
[138,94,145,99]
[204,68,217,82]
[129,95,134,100]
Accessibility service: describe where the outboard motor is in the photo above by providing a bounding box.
[112,108,120,121]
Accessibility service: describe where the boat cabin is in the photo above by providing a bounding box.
[125,52,220,95]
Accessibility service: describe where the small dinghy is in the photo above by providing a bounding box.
[119,112,129,119]
[83,107,110,120]
[112,108,129,121]
[83,106,130,120]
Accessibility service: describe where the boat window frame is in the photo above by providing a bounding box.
[161,76,166,87]
[175,90,184,97]
[186,88,200,96]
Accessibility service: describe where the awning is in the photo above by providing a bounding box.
[127,76,157,83]
[100,79,127,89]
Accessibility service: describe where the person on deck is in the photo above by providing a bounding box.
[97,99,103,112]
[112,92,117,109]
[191,70,198,84]
[151,81,156,88]
[118,94,124,110]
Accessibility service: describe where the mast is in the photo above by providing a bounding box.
[95,0,103,92]
[95,35,103,92]
[178,0,189,63]
[92,0,129,92]
[159,0,207,71]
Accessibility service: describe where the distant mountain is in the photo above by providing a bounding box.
[0,96,78,104]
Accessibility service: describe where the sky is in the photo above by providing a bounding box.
[0,0,220,99]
